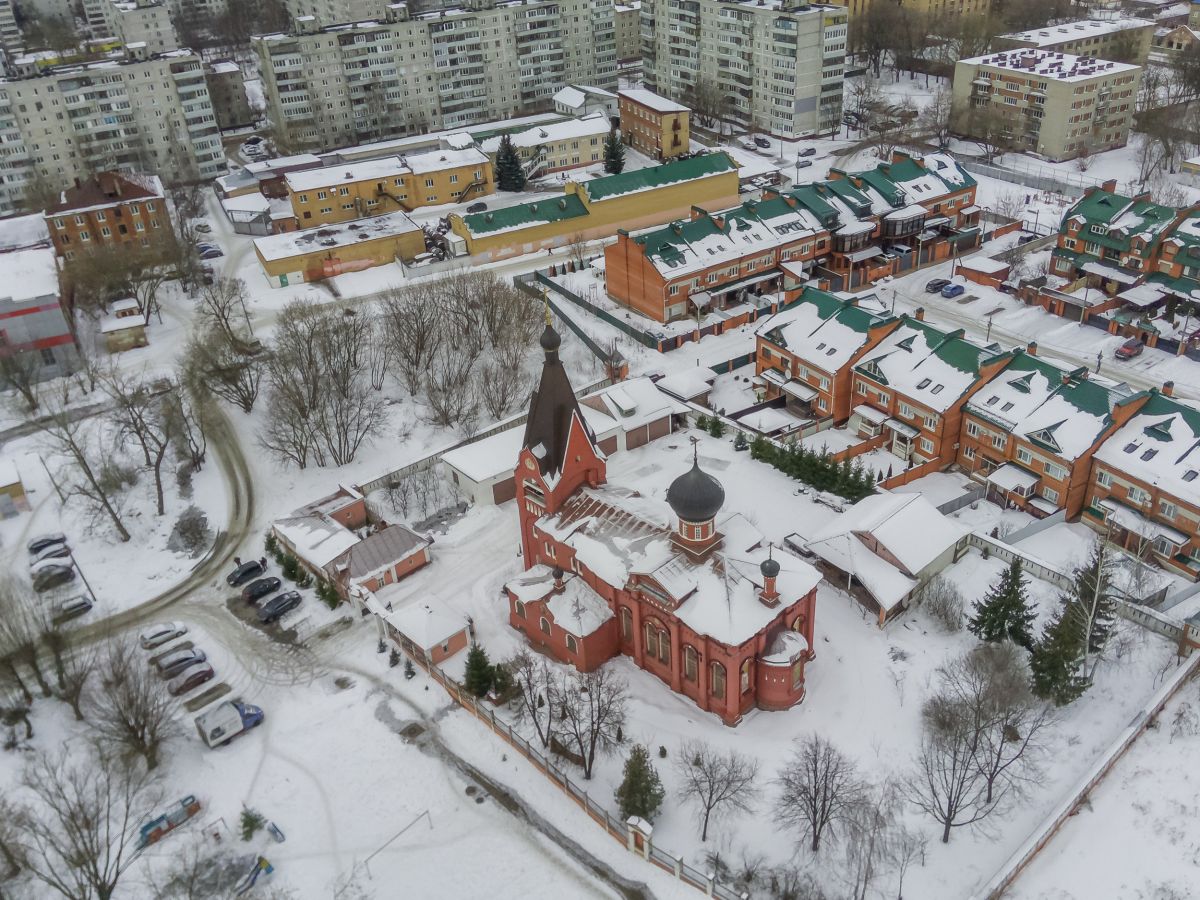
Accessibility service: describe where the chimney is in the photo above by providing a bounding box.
[1101,178,1117,193]
[1026,341,1037,356]
[1163,380,1175,397]
[913,307,925,322]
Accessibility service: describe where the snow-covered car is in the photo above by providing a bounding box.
[156,647,207,678]
[30,542,72,564]
[739,139,757,151]
[139,622,187,650]
[194,222,213,234]
[32,564,76,593]
[52,595,92,625]
[169,663,215,696]
[27,533,67,554]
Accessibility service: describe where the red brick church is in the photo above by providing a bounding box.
[504,323,821,726]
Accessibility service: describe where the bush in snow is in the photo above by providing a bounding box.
[239,806,266,842]
[916,576,964,633]
[403,657,416,680]
[167,506,210,558]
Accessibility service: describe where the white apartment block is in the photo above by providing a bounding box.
[0,0,21,55]
[640,0,847,139]
[0,45,225,216]
[282,0,392,25]
[106,0,180,54]
[254,0,617,152]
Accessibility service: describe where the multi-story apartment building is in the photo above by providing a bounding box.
[205,60,254,130]
[952,49,1141,162]
[0,0,21,55]
[282,0,391,24]
[89,0,179,54]
[618,88,688,160]
[828,0,991,20]
[1086,386,1200,580]
[285,146,492,225]
[995,16,1154,64]
[641,0,847,139]
[756,287,900,422]
[847,312,1014,469]
[956,347,1143,518]
[44,171,168,258]
[614,1,642,77]
[0,45,224,217]
[605,191,830,323]
[255,0,617,153]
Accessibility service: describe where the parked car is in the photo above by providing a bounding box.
[32,564,75,593]
[242,577,282,604]
[227,560,265,586]
[465,202,487,214]
[243,136,265,147]
[140,622,187,650]
[30,542,72,564]
[195,242,219,252]
[258,591,302,624]
[169,663,215,696]
[1017,233,1037,245]
[753,136,771,149]
[194,222,212,234]
[200,266,215,286]
[925,278,951,293]
[739,138,757,151]
[941,283,966,299]
[156,647,207,678]
[199,248,224,260]
[52,595,92,625]
[1115,338,1144,360]
[798,147,816,157]
[195,700,263,748]
[27,533,67,554]
[794,159,813,169]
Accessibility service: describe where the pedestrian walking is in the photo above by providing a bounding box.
[259,557,267,569]
[234,556,242,567]
[1096,351,1102,373]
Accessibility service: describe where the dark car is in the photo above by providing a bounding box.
[258,591,302,624]
[794,159,812,169]
[156,647,207,678]
[798,147,816,157]
[32,564,76,593]
[941,283,966,299]
[227,560,265,587]
[1115,338,1144,360]
[242,577,282,604]
[168,663,215,697]
[199,248,224,260]
[925,278,951,293]
[1017,233,1037,245]
[27,533,67,554]
[753,136,771,149]
[52,595,93,625]
[465,202,487,214]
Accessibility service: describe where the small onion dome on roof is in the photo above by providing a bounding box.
[540,322,561,353]
[760,556,780,579]
[666,450,725,524]
[552,566,564,580]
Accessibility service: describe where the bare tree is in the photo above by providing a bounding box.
[184,330,262,414]
[774,735,864,852]
[49,635,95,722]
[953,101,1017,163]
[685,77,731,133]
[89,636,179,769]
[553,667,627,779]
[195,277,254,347]
[478,359,531,420]
[36,384,131,541]
[0,577,53,699]
[14,741,163,900]
[510,649,556,748]
[425,343,479,429]
[0,350,43,413]
[841,780,902,900]
[381,285,443,394]
[675,739,761,841]
[919,88,955,150]
[0,795,25,883]
[100,368,173,515]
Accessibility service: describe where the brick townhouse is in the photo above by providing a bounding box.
[45,172,168,259]
[1085,386,1200,581]
[956,345,1147,518]
[755,287,901,423]
[846,312,1015,468]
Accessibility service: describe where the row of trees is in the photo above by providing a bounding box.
[749,434,879,502]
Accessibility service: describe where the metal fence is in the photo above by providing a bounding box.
[954,156,1101,198]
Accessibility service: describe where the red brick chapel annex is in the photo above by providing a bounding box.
[504,322,822,726]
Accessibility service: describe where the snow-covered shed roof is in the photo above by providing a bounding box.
[585,376,689,426]
[0,214,49,250]
[0,245,60,303]
[253,211,420,261]
[654,368,717,402]
[479,113,610,153]
[0,456,20,488]
[385,598,468,651]
[273,514,360,570]
[1094,391,1200,505]
[759,288,897,374]
[285,157,410,193]
[334,524,429,582]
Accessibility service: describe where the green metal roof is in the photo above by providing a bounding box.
[1147,271,1200,298]
[1136,391,1200,439]
[762,287,892,348]
[461,192,588,236]
[634,215,724,267]
[1065,190,1177,253]
[584,152,737,202]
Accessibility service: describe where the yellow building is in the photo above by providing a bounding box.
[253,211,426,287]
[286,147,493,227]
[831,0,991,21]
[995,17,1154,65]
[480,112,613,178]
[447,152,738,260]
[618,89,689,160]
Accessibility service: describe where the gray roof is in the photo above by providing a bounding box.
[339,525,429,579]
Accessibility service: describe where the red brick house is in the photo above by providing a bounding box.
[45,172,168,259]
[505,323,822,726]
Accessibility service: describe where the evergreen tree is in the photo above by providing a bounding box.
[749,434,774,461]
[708,416,726,438]
[403,657,416,679]
[603,130,626,174]
[1065,543,1116,657]
[495,135,527,191]
[464,643,494,698]
[967,558,1036,649]
[1030,601,1087,705]
[695,414,710,431]
[733,430,749,451]
[614,743,665,821]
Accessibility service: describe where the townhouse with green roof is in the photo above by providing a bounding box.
[755,287,901,423]
[1087,385,1200,580]
[957,346,1146,518]
[846,312,1016,470]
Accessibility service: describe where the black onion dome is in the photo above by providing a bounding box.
[540,322,561,353]
[667,458,725,523]
[760,556,780,579]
